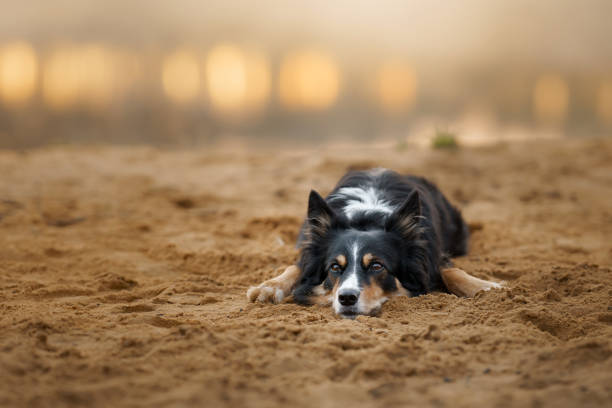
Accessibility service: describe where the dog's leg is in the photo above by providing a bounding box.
[441,267,503,297]
[247,265,300,303]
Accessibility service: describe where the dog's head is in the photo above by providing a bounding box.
[295,190,434,318]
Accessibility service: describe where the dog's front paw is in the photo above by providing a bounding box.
[246,282,286,303]
[484,281,504,290]
[246,265,300,304]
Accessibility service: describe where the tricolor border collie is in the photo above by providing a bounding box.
[247,169,501,318]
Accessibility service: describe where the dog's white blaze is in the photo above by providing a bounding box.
[339,242,361,292]
[334,242,362,315]
[329,186,394,219]
[351,241,359,268]
[339,269,359,292]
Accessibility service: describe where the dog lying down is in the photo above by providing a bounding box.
[247,168,502,318]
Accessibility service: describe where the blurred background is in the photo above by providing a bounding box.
[0,0,611,149]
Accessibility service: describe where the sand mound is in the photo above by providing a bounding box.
[0,139,611,407]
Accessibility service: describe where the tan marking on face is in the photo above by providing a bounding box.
[362,253,374,267]
[309,283,332,305]
[304,272,338,305]
[392,277,410,297]
[330,274,341,299]
[360,278,386,316]
[335,254,347,267]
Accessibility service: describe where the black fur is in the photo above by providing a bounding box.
[293,169,469,304]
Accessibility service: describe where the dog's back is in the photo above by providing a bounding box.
[297,168,469,260]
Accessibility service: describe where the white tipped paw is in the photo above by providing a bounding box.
[246,265,300,304]
[484,281,504,290]
[247,284,285,303]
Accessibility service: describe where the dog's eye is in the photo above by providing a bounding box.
[330,263,342,273]
[370,262,384,272]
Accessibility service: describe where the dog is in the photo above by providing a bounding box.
[247,168,502,318]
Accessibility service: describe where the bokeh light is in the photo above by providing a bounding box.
[162,49,201,104]
[374,62,418,114]
[79,45,116,108]
[596,79,612,125]
[278,49,340,111]
[0,42,38,106]
[533,74,570,124]
[205,44,270,115]
[42,45,117,110]
[42,47,81,110]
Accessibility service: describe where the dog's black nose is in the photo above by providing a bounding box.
[338,290,359,306]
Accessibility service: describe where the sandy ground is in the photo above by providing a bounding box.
[0,138,611,408]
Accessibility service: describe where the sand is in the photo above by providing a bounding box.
[0,138,611,407]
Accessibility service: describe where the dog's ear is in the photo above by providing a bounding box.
[386,190,422,235]
[306,190,335,236]
[397,190,421,217]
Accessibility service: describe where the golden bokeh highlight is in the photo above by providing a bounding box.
[43,48,81,110]
[532,74,570,123]
[278,49,341,111]
[79,46,116,108]
[374,62,418,114]
[596,80,612,125]
[205,44,271,115]
[43,45,117,110]
[0,42,38,106]
[161,49,201,104]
